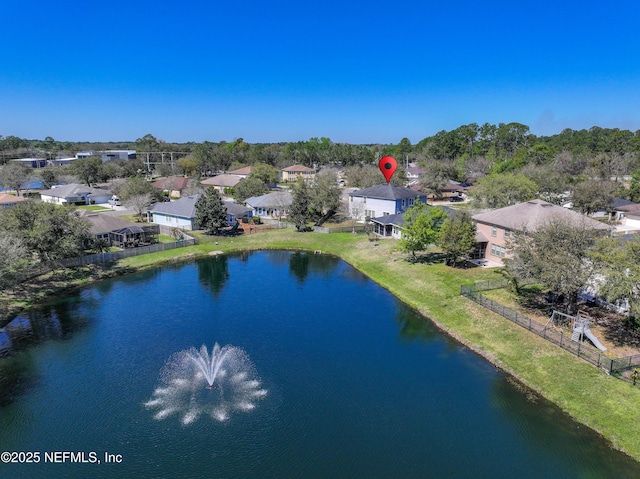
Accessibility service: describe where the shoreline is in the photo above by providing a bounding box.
[2,230,640,461]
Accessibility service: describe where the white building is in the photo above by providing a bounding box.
[348,183,428,220]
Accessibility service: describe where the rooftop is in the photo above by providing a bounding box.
[472,199,611,232]
[350,183,427,201]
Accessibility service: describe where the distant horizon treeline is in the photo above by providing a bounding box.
[2,123,640,177]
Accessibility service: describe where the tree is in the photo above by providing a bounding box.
[195,187,227,234]
[438,211,477,266]
[518,163,569,205]
[469,173,538,209]
[233,176,269,203]
[591,236,640,324]
[399,203,447,258]
[0,201,91,261]
[37,168,60,189]
[250,163,279,185]
[419,162,457,200]
[289,178,313,231]
[344,164,387,188]
[119,175,163,203]
[70,156,102,186]
[505,217,604,314]
[571,179,617,215]
[310,170,341,226]
[0,162,33,196]
[0,231,28,288]
[125,193,153,222]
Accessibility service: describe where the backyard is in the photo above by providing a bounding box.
[482,285,640,358]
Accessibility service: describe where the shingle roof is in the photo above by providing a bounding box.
[77,211,147,235]
[201,174,244,188]
[224,201,252,216]
[245,191,292,208]
[228,166,252,176]
[148,194,200,218]
[0,193,27,205]
[371,213,405,226]
[151,176,192,190]
[40,183,112,198]
[350,183,426,201]
[282,164,314,172]
[472,199,611,232]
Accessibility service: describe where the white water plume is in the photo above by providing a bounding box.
[145,343,267,425]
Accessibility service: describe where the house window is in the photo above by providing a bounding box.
[365,209,375,218]
[490,244,506,258]
[504,229,511,238]
[383,212,389,216]
[401,199,406,208]
[491,225,497,237]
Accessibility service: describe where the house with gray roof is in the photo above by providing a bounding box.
[78,211,159,248]
[148,195,253,230]
[245,191,292,219]
[472,199,611,265]
[349,183,427,220]
[40,183,113,205]
[148,194,201,230]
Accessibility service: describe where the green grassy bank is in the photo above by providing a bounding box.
[5,229,640,460]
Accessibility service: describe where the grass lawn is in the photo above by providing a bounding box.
[4,229,640,461]
[157,234,178,243]
[76,205,111,212]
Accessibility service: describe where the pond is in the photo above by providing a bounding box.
[0,251,639,478]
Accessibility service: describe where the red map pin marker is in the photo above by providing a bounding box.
[378,156,397,183]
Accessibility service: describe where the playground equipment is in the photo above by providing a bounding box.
[546,309,607,351]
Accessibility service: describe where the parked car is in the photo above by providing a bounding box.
[108,195,121,206]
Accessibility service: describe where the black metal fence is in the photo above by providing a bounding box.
[460,283,640,375]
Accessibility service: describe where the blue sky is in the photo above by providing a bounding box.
[2,0,639,144]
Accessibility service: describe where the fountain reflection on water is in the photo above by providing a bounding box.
[145,343,267,425]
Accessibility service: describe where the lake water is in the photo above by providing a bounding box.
[0,251,639,478]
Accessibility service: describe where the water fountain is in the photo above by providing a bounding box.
[145,343,267,424]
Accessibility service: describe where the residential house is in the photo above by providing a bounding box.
[227,166,252,178]
[147,194,252,230]
[40,184,113,205]
[370,204,458,239]
[224,201,252,225]
[612,201,640,234]
[349,183,428,220]
[472,199,611,265]
[0,192,28,208]
[280,164,316,182]
[201,174,244,194]
[152,176,194,199]
[405,166,425,183]
[411,180,469,202]
[245,191,292,219]
[147,194,201,230]
[78,211,159,248]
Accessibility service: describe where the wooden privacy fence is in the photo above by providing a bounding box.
[460,283,640,376]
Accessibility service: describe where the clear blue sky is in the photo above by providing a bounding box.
[2,0,639,144]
